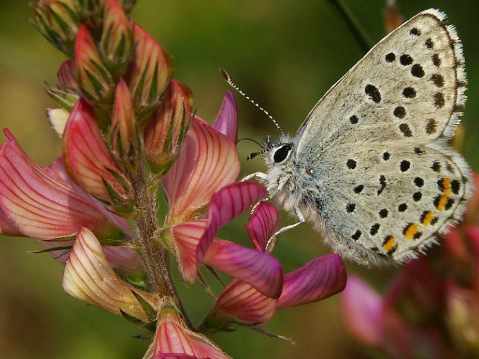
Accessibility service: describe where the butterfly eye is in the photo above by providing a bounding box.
[273,144,292,163]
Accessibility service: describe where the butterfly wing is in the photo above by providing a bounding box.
[296,9,466,154]
[307,142,472,264]
[294,9,472,263]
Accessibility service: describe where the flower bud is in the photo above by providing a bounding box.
[33,0,80,54]
[111,79,136,156]
[64,99,132,205]
[100,0,133,74]
[74,25,115,105]
[144,80,192,174]
[129,24,172,119]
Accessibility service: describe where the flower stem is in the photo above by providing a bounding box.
[132,159,175,297]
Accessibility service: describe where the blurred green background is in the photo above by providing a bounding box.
[0,0,478,358]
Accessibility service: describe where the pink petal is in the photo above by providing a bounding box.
[204,239,283,299]
[147,309,230,359]
[45,158,131,235]
[277,254,347,308]
[214,280,276,325]
[340,276,384,346]
[64,99,129,202]
[163,117,240,222]
[0,130,115,239]
[197,181,267,263]
[212,91,238,143]
[171,220,208,283]
[63,228,158,322]
[246,201,278,251]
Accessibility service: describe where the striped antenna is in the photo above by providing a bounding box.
[220,69,283,133]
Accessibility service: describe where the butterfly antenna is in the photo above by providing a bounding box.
[220,69,283,133]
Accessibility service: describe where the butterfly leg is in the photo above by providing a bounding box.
[266,206,305,251]
[241,172,268,182]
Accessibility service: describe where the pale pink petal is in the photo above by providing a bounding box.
[0,130,115,239]
[163,117,240,222]
[197,181,267,263]
[212,91,238,143]
[63,99,130,202]
[341,276,384,346]
[0,207,20,235]
[103,245,143,273]
[246,201,278,251]
[277,254,346,308]
[204,239,283,299]
[214,280,276,325]
[171,220,208,283]
[45,157,131,235]
[146,309,230,359]
[63,228,157,322]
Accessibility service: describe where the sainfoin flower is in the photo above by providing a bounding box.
[202,201,347,329]
[3,1,351,357]
[163,92,284,299]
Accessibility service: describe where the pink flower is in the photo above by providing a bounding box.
[0,129,126,240]
[145,302,229,359]
[206,202,347,327]
[163,92,284,299]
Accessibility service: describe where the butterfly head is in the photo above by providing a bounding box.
[263,135,296,169]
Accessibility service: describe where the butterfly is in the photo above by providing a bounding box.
[235,9,473,265]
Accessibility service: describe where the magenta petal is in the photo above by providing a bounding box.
[341,276,384,346]
[197,181,267,263]
[214,279,276,325]
[246,202,278,251]
[204,239,283,298]
[212,91,238,143]
[0,130,114,239]
[277,254,346,308]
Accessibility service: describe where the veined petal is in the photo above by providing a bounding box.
[0,130,115,239]
[204,240,283,299]
[171,220,208,283]
[277,254,347,309]
[0,207,20,236]
[246,201,278,251]
[45,158,131,235]
[214,280,276,325]
[163,117,240,222]
[146,306,229,359]
[63,228,157,322]
[64,99,130,202]
[197,181,267,263]
[212,92,238,143]
[341,276,384,346]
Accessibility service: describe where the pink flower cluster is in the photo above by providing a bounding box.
[2,1,348,354]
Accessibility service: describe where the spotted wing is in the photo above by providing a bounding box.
[308,142,472,264]
[296,9,466,154]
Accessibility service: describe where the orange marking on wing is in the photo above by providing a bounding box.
[404,224,418,240]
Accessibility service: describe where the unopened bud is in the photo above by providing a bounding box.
[384,0,403,33]
[100,0,133,74]
[33,0,80,54]
[144,80,192,174]
[129,24,172,119]
[111,79,136,157]
[74,25,115,105]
